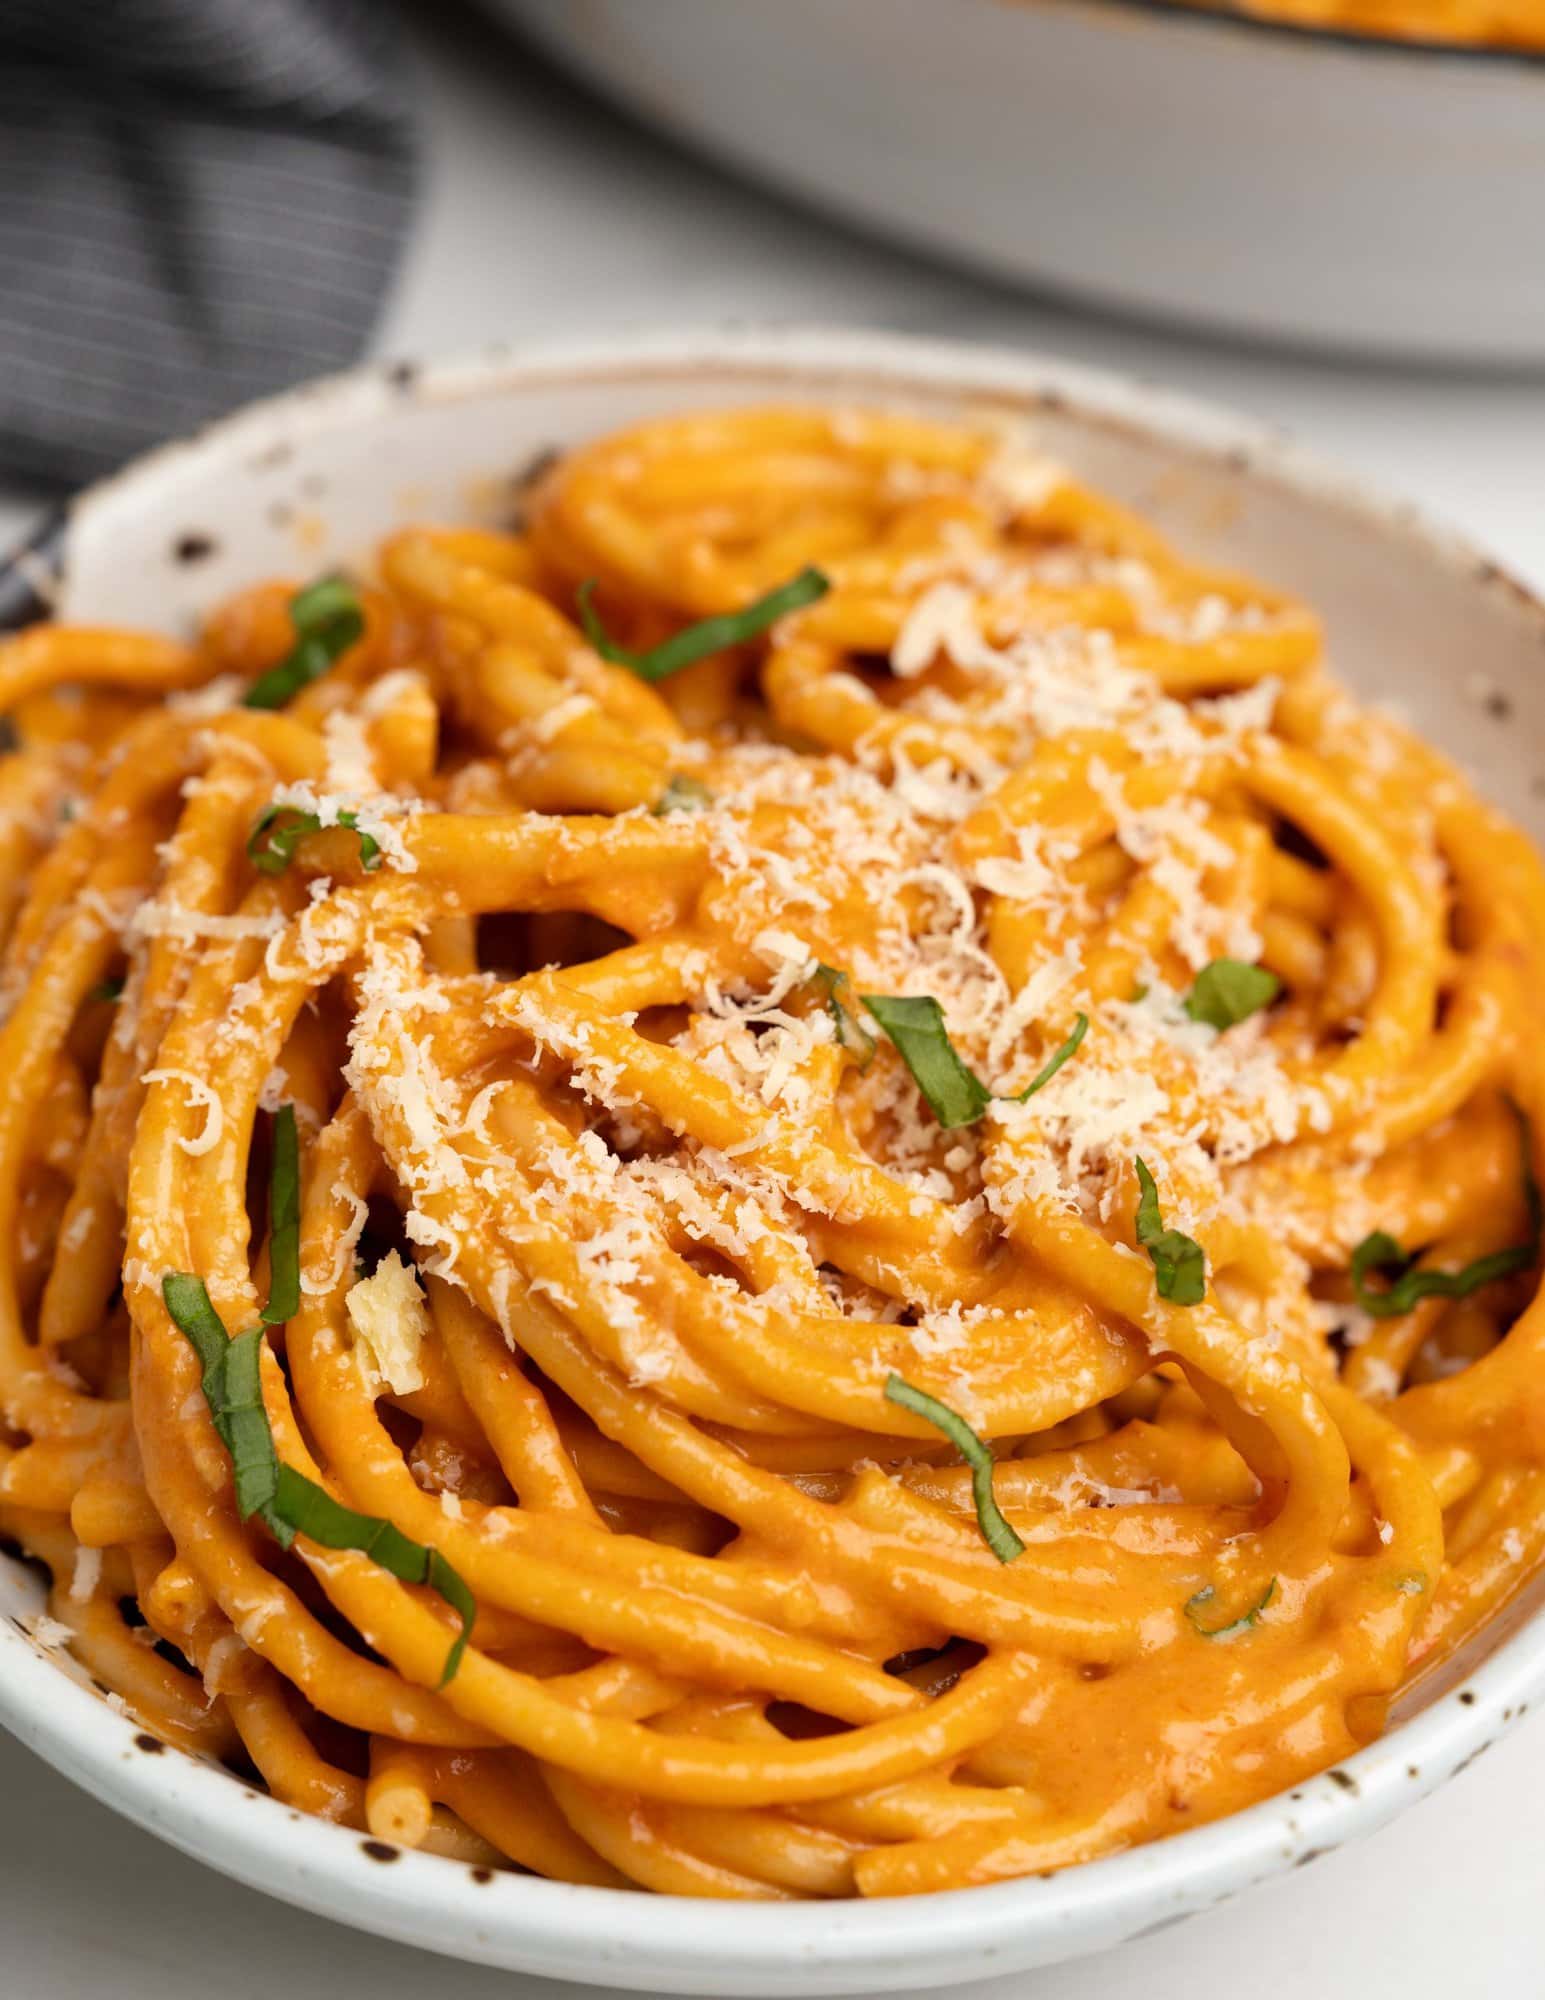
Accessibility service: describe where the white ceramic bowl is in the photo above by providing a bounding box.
[5,327,1545,1995]
[491,0,1545,365]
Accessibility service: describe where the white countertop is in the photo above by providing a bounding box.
[5,4,1544,1994]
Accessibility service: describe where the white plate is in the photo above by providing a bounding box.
[5,327,1545,1995]
[489,0,1545,365]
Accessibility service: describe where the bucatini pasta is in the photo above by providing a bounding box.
[2,403,1543,1900]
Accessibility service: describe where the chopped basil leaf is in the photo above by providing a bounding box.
[577,566,829,683]
[1349,1231,1416,1318]
[1184,958,1281,1030]
[247,803,381,875]
[859,994,991,1129]
[244,576,364,710]
[1350,1230,1536,1319]
[1185,1577,1277,1639]
[267,1464,478,1686]
[884,1373,1024,1564]
[811,964,875,1068]
[1134,1156,1207,1305]
[162,1277,282,1528]
[1350,1108,1540,1319]
[161,1273,474,1685]
[859,993,1089,1129]
[1010,1013,1089,1102]
[651,774,714,815]
[260,1104,300,1327]
[88,976,124,1004]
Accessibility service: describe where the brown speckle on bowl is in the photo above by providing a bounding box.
[508,445,561,530]
[362,1839,401,1863]
[470,1865,495,1884]
[1474,557,1545,625]
[1130,1912,1191,1942]
[172,531,217,566]
[386,359,420,392]
[511,444,559,496]
[133,1732,164,1754]
[1326,1768,1358,1793]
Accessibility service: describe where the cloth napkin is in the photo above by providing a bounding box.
[0,0,416,491]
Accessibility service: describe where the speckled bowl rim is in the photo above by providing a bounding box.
[2,325,1544,1994]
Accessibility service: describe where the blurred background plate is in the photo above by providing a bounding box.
[492,0,1545,365]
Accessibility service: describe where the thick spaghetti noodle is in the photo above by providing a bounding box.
[2,403,1543,1899]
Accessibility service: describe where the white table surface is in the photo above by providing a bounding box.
[4,5,1544,1994]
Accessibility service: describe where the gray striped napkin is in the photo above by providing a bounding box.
[0,0,416,491]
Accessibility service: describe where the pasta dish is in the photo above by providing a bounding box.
[1164,0,1545,47]
[1,403,1542,1900]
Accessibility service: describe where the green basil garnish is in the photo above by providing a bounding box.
[859,993,1089,1130]
[1015,1013,1089,1099]
[244,576,364,711]
[260,1104,300,1327]
[88,976,125,1004]
[162,1273,474,1685]
[810,964,876,1068]
[577,566,829,684]
[1350,1108,1540,1320]
[1183,958,1281,1030]
[1185,1577,1277,1639]
[651,774,714,815]
[860,995,991,1128]
[247,803,381,875]
[1134,1155,1206,1306]
[1350,1231,1537,1320]
[884,1373,1023,1564]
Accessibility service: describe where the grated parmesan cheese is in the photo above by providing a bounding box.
[23,1613,75,1651]
[141,1068,224,1157]
[346,1250,429,1396]
[69,1545,102,1603]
